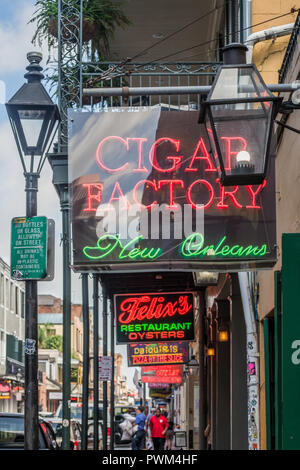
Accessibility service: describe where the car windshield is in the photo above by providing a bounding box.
[50,422,62,436]
[56,405,102,420]
[0,417,24,446]
[0,416,45,449]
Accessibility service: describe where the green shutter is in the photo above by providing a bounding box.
[281,234,300,449]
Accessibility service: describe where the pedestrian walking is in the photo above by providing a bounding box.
[165,418,174,450]
[149,408,169,451]
[131,406,146,451]
[204,419,211,450]
[145,407,155,450]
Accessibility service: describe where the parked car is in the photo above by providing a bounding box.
[87,422,104,450]
[55,402,105,421]
[46,417,103,450]
[0,413,57,450]
[45,417,82,450]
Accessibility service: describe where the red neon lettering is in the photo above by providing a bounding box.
[118,295,192,324]
[108,181,130,208]
[262,90,271,108]
[132,179,158,210]
[185,138,216,172]
[220,136,247,171]
[157,180,184,209]
[186,179,214,210]
[82,183,103,212]
[246,180,267,209]
[216,179,242,209]
[149,138,183,173]
[128,138,148,173]
[96,136,129,173]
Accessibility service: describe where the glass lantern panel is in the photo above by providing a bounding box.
[210,66,272,101]
[204,112,220,176]
[210,102,273,177]
[18,109,46,148]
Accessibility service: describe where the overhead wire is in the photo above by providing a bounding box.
[86,1,228,87]
[97,7,298,83]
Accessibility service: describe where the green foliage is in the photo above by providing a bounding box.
[71,368,78,382]
[44,335,63,351]
[38,323,62,352]
[29,0,131,61]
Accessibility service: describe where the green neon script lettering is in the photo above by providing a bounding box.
[83,234,162,261]
[179,233,268,259]
[83,233,268,261]
[83,234,120,259]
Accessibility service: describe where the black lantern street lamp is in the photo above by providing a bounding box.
[185,355,199,376]
[6,52,60,450]
[199,43,283,186]
[6,52,60,173]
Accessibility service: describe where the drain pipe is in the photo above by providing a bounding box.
[245,22,295,62]
[239,19,295,451]
[238,272,260,450]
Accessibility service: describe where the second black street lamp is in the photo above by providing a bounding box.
[6,52,60,450]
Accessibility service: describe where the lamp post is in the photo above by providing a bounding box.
[6,52,59,449]
[47,147,71,449]
[185,355,199,377]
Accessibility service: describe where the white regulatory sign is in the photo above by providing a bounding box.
[98,356,113,381]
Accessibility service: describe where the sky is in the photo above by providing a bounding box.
[0,0,136,389]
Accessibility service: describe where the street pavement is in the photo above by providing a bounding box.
[114,443,132,450]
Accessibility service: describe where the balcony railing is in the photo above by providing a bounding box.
[81,61,220,109]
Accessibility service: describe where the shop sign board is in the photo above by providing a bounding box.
[0,382,11,400]
[175,431,187,448]
[127,341,189,366]
[114,291,195,344]
[98,356,112,381]
[141,365,183,385]
[69,108,276,273]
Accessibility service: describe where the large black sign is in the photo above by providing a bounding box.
[69,108,276,272]
[114,292,195,344]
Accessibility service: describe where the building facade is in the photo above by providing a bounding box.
[0,257,25,412]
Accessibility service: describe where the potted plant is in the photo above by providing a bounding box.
[29,0,131,61]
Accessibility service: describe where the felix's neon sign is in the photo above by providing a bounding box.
[115,292,195,343]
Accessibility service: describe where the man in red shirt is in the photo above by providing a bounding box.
[149,408,169,451]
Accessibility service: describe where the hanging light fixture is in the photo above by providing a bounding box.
[206,343,215,357]
[199,43,282,186]
[218,326,229,343]
[186,355,199,376]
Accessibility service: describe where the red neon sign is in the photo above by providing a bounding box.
[70,109,276,272]
[118,294,192,324]
[141,365,183,385]
[115,292,195,344]
[83,135,267,212]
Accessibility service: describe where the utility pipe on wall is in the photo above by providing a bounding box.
[238,271,260,450]
[245,23,295,62]
[239,19,295,450]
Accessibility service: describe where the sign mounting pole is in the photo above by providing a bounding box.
[24,170,39,450]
